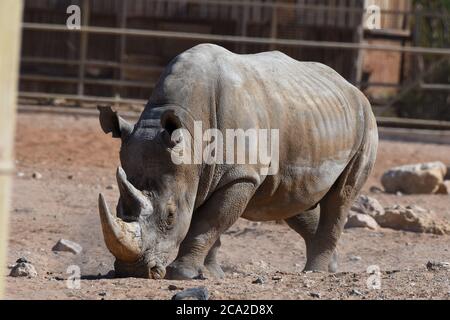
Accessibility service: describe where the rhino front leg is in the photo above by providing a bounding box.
[203,237,225,278]
[166,181,256,280]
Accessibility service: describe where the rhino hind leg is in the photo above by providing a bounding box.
[302,129,377,272]
[285,206,338,272]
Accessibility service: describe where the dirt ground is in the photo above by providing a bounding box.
[4,111,450,300]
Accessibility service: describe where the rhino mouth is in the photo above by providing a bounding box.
[97,167,153,264]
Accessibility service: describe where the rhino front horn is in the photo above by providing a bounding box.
[98,193,142,262]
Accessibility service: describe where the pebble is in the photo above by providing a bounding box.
[168,284,183,291]
[16,257,29,264]
[193,273,207,280]
[252,277,265,284]
[349,289,363,296]
[309,292,321,298]
[171,287,209,300]
[9,261,37,278]
[52,239,83,255]
[426,261,450,271]
[272,275,282,281]
[106,185,115,190]
[32,172,42,179]
[349,255,362,262]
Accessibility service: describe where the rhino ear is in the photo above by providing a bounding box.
[160,110,184,148]
[98,106,133,139]
[161,110,183,135]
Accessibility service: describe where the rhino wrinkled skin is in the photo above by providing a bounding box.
[98,44,378,280]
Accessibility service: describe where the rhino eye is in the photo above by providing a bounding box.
[166,203,177,229]
[167,211,175,226]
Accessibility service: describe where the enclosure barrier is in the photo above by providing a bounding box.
[18,0,450,128]
[0,0,23,299]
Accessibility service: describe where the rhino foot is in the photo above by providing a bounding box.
[204,262,225,279]
[165,261,203,280]
[328,250,338,273]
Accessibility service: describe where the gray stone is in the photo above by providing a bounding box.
[436,181,450,195]
[9,262,37,278]
[349,289,363,296]
[345,213,379,230]
[32,172,42,180]
[52,239,83,255]
[171,287,209,300]
[376,205,450,235]
[381,162,446,194]
[426,261,450,271]
[168,284,183,291]
[349,255,362,262]
[252,276,265,284]
[351,195,384,218]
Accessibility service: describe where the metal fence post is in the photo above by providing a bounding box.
[0,0,23,298]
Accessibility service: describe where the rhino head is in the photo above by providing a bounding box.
[97,106,199,279]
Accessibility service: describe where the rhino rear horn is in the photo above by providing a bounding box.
[98,193,142,262]
[116,167,152,216]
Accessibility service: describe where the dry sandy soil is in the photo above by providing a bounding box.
[4,110,450,300]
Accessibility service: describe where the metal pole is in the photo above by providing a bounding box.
[21,22,450,56]
[0,0,23,299]
[77,0,90,97]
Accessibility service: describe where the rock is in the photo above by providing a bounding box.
[376,205,450,235]
[9,262,37,278]
[345,213,379,230]
[168,284,183,291]
[32,172,42,180]
[444,166,450,180]
[52,239,83,255]
[351,195,384,218]
[16,257,29,264]
[252,277,265,284]
[98,291,107,297]
[375,205,450,235]
[106,184,115,190]
[193,273,206,280]
[426,261,450,271]
[436,181,450,195]
[349,255,362,262]
[309,292,321,298]
[272,275,282,281]
[171,287,209,300]
[381,162,446,194]
[349,289,363,296]
[369,186,384,194]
